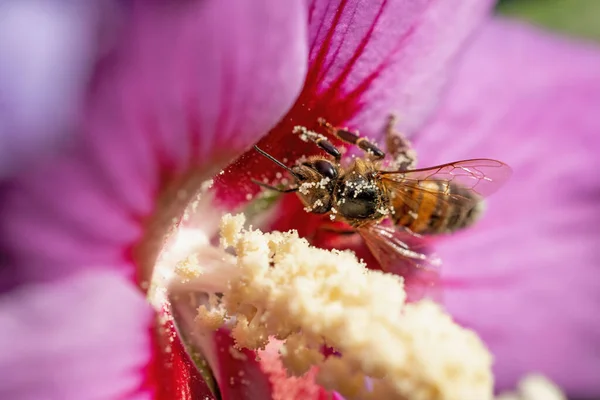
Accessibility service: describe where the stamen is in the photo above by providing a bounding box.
[495,375,566,400]
[169,213,494,400]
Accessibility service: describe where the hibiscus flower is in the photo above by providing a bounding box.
[1,0,599,399]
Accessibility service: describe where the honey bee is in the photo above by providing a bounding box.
[253,115,511,272]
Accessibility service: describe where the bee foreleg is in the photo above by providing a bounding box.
[385,114,417,171]
[317,118,385,160]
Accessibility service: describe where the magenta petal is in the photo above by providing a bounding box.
[0,271,153,400]
[416,19,600,396]
[90,0,308,178]
[306,0,495,135]
[0,1,106,177]
[217,0,497,202]
[212,329,273,400]
[0,0,308,284]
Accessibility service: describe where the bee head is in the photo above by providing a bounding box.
[292,159,338,214]
[252,146,338,214]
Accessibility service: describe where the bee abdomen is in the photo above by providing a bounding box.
[394,182,485,235]
[433,184,485,234]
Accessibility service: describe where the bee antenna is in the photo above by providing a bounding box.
[253,145,301,180]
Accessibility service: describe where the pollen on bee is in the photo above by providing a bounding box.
[304,198,324,213]
[293,125,327,143]
[377,206,392,216]
[299,177,331,196]
[296,155,308,164]
[329,207,338,220]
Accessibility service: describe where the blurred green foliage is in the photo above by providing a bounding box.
[496,0,600,42]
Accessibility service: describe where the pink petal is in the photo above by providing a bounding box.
[218,0,496,203]
[0,0,308,285]
[305,0,496,134]
[213,329,274,400]
[0,1,110,177]
[151,309,218,400]
[164,294,274,400]
[416,19,600,397]
[0,271,153,400]
[256,340,322,400]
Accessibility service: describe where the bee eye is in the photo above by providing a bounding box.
[312,160,337,179]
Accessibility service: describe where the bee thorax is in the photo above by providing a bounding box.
[335,174,385,220]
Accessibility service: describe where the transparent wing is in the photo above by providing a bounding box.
[358,223,440,271]
[357,223,441,301]
[380,158,511,196]
[379,159,512,219]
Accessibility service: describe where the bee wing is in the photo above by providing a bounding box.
[380,158,511,197]
[357,223,441,301]
[379,158,511,215]
[358,223,441,271]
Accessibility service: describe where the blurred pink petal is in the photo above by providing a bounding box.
[0,0,307,285]
[0,271,153,400]
[415,19,600,397]
[0,0,113,177]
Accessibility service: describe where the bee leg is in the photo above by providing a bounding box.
[385,114,417,170]
[251,179,298,193]
[314,138,342,161]
[317,118,385,160]
[293,126,341,161]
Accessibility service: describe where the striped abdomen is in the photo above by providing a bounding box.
[391,180,485,235]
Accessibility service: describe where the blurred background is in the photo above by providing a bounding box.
[497,0,600,42]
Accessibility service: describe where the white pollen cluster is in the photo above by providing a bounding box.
[376,205,394,216]
[495,375,566,400]
[343,175,378,199]
[304,198,324,213]
[293,125,327,143]
[190,213,493,400]
[298,177,331,195]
